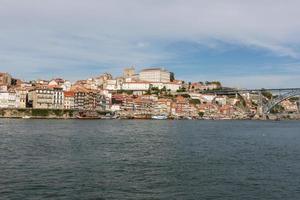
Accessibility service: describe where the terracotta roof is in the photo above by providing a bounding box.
[64,91,75,97]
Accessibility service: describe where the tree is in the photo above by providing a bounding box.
[170,72,175,82]
[261,89,273,99]
[181,94,190,98]
[198,112,204,117]
[189,99,201,105]
[176,87,186,93]
[270,104,284,114]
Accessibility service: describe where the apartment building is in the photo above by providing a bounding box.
[64,91,75,109]
[52,87,64,109]
[139,68,170,82]
[29,87,54,109]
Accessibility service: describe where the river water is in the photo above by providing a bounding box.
[0,119,300,199]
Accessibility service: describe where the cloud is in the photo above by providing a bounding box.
[180,74,300,89]
[0,0,300,87]
[220,74,300,89]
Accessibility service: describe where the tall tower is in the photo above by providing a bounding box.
[123,67,135,78]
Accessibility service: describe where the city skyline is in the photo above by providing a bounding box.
[1,0,300,88]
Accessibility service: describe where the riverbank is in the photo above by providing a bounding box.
[0,108,77,119]
[1,108,300,120]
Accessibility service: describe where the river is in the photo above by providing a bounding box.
[0,119,299,199]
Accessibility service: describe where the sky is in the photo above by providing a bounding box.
[1,0,300,88]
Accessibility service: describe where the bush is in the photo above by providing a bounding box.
[176,88,186,92]
[32,109,49,116]
[198,112,204,117]
[53,109,63,116]
[261,90,273,99]
[180,94,191,98]
[270,104,284,114]
[67,110,74,117]
[189,99,201,105]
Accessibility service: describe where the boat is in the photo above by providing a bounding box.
[76,111,101,119]
[101,113,119,119]
[151,115,168,120]
[22,116,31,119]
[76,115,101,119]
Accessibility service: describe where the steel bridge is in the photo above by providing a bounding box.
[199,88,300,114]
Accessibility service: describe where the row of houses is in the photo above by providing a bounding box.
[111,93,245,118]
[0,85,108,111]
[112,94,198,117]
[74,68,182,93]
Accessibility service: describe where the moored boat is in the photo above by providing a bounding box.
[151,115,168,120]
[22,116,31,119]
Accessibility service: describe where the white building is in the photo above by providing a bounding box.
[0,91,17,108]
[0,85,8,92]
[139,68,170,82]
[62,81,72,91]
[52,88,64,109]
[150,82,182,92]
[110,104,121,112]
[214,96,227,106]
[105,79,118,91]
[121,82,150,91]
[120,81,181,92]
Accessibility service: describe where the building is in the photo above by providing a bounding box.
[198,103,219,115]
[123,67,135,78]
[0,73,12,86]
[172,96,191,117]
[150,82,182,92]
[29,87,54,109]
[74,91,86,110]
[0,85,8,92]
[15,88,27,108]
[0,90,17,108]
[73,89,106,111]
[48,78,72,91]
[85,91,95,110]
[90,73,113,89]
[48,78,64,87]
[110,104,121,112]
[52,87,64,109]
[35,79,49,86]
[61,81,72,91]
[121,82,150,91]
[214,96,227,106]
[139,68,170,82]
[281,100,298,113]
[105,79,118,91]
[153,98,172,115]
[190,82,206,92]
[64,91,75,109]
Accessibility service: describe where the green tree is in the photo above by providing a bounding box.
[261,89,273,99]
[198,112,204,117]
[189,99,201,105]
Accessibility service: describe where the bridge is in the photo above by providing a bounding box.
[199,88,300,114]
[261,89,300,114]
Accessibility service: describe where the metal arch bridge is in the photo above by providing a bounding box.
[262,89,300,114]
[198,88,300,114]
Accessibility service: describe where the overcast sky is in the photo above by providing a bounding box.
[1,0,300,88]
